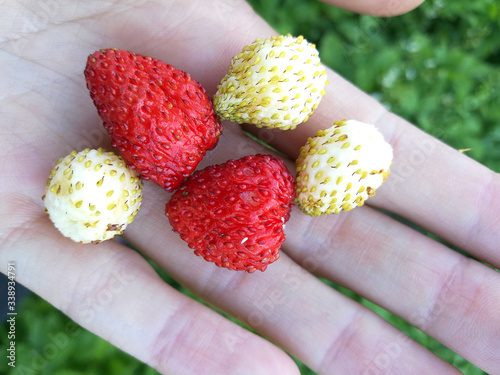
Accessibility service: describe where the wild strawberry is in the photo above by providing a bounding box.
[165,154,296,272]
[296,119,393,216]
[43,148,143,243]
[84,49,222,191]
[213,34,328,130]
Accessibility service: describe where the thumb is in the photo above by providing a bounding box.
[317,0,425,17]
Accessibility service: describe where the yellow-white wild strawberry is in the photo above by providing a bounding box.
[43,148,143,243]
[213,34,328,130]
[296,119,393,216]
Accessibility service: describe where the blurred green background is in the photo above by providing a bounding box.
[1,0,498,374]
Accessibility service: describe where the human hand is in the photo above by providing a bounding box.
[1,0,499,374]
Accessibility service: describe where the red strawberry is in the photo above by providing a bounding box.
[84,48,222,191]
[165,154,296,273]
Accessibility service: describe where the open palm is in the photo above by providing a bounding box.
[2,0,499,374]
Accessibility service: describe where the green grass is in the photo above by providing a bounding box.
[2,0,498,374]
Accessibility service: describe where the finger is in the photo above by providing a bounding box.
[244,64,500,269]
[374,113,500,267]
[282,203,500,374]
[0,218,299,375]
[317,0,425,17]
[124,125,460,374]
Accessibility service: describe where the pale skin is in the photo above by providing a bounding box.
[1,0,499,373]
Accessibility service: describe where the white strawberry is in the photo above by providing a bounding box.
[213,34,328,130]
[295,119,393,216]
[43,148,143,243]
